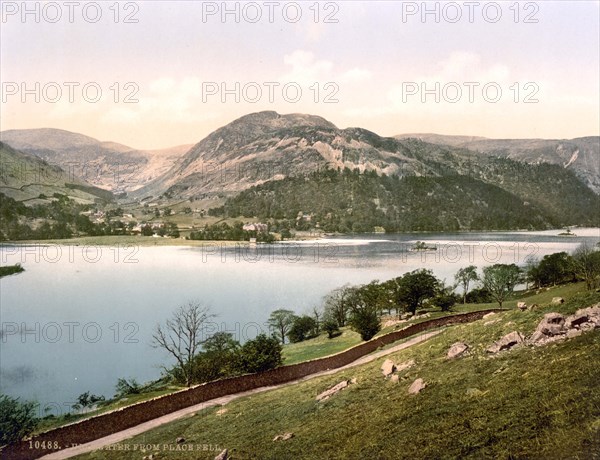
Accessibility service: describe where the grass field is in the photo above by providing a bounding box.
[69,283,600,459]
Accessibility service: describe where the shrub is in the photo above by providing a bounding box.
[0,395,37,446]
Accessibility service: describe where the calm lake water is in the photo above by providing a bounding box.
[1,229,598,415]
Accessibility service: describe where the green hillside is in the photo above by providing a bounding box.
[213,163,599,232]
[74,286,600,460]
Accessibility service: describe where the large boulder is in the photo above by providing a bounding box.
[381,359,396,377]
[486,331,524,354]
[273,433,294,442]
[316,380,349,402]
[214,449,229,460]
[536,313,566,336]
[395,359,415,372]
[408,378,427,395]
[565,305,600,329]
[447,342,469,359]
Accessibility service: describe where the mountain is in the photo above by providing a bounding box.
[0,128,192,193]
[396,134,600,193]
[134,111,491,200]
[0,141,113,203]
[129,111,598,231]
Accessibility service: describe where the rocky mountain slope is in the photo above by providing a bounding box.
[397,133,600,193]
[0,128,191,193]
[0,141,113,204]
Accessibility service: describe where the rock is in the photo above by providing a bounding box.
[466,388,485,397]
[565,305,600,329]
[536,313,566,336]
[316,380,349,401]
[551,297,565,305]
[482,312,496,319]
[216,407,228,416]
[517,302,527,311]
[381,359,396,377]
[408,378,426,395]
[447,342,469,359]
[390,375,399,383]
[350,377,358,385]
[566,329,583,339]
[273,432,294,442]
[486,331,524,353]
[527,303,539,311]
[395,359,415,373]
[214,449,229,460]
[176,437,185,444]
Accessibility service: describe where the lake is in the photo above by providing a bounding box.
[1,228,598,415]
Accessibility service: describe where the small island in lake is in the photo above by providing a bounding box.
[558,228,577,237]
[0,264,25,278]
[411,241,438,251]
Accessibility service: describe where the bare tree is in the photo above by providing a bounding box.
[152,301,214,387]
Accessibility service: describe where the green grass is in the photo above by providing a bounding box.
[34,386,184,434]
[74,284,600,460]
[283,328,363,365]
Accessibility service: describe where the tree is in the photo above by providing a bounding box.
[323,285,353,327]
[152,301,214,387]
[267,309,296,344]
[141,224,154,236]
[572,242,600,290]
[288,315,317,343]
[114,378,142,398]
[323,320,341,339]
[433,287,458,312]
[0,395,37,446]
[236,334,282,374]
[395,269,440,314]
[311,306,322,334]
[482,264,521,307]
[194,332,241,381]
[454,265,479,304]
[346,285,381,341]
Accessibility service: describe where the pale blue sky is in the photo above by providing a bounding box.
[1,1,598,148]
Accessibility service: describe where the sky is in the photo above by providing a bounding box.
[1,0,599,149]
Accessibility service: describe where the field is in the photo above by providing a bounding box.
[65,283,600,459]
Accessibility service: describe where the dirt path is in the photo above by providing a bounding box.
[41,330,443,460]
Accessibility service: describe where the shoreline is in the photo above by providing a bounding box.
[1,227,597,248]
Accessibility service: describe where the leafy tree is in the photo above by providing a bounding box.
[114,378,141,398]
[348,306,380,341]
[0,395,38,445]
[454,265,479,304]
[152,301,214,387]
[345,285,382,341]
[288,315,317,343]
[141,224,154,236]
[74,391,105,409]
[433,288,458,312]
[323,285,354,327]
[529,252,575,287]
[395,269,440,314]
[236,334,282,374]
[267,309,296,344]
[482,264,521,307]
[323,320,341,339]
[572,242,600,290]
[192,332,241,382]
